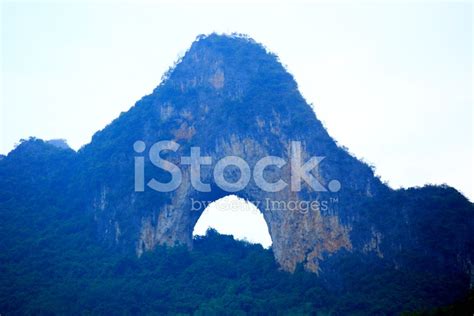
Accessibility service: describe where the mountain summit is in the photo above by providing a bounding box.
[0,33,473,313]
[75,34,473,274]
[78,33,390,272]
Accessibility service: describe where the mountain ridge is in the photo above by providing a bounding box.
[0,33,472,313]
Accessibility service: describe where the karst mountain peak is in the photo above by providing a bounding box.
[2,5,472,312]
[2,33,472,281]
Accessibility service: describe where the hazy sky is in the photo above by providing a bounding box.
[193,195,272,248]
[1,1,472,245]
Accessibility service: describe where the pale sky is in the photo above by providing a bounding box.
[193,195,272,248]
[1,1,472,246]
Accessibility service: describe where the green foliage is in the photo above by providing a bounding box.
[0,215,471,316]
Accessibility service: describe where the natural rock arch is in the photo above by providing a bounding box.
[129,136,359,272]
[85,34,384,273]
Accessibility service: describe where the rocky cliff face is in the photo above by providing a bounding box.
[73,34,472,275]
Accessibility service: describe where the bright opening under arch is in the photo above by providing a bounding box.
[192,195,272,248]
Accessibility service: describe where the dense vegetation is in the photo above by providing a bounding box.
[0,220,472,315]
[0,141,471,314]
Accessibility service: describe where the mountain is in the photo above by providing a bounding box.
[0,33,473,314]
[78,33,387,273]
